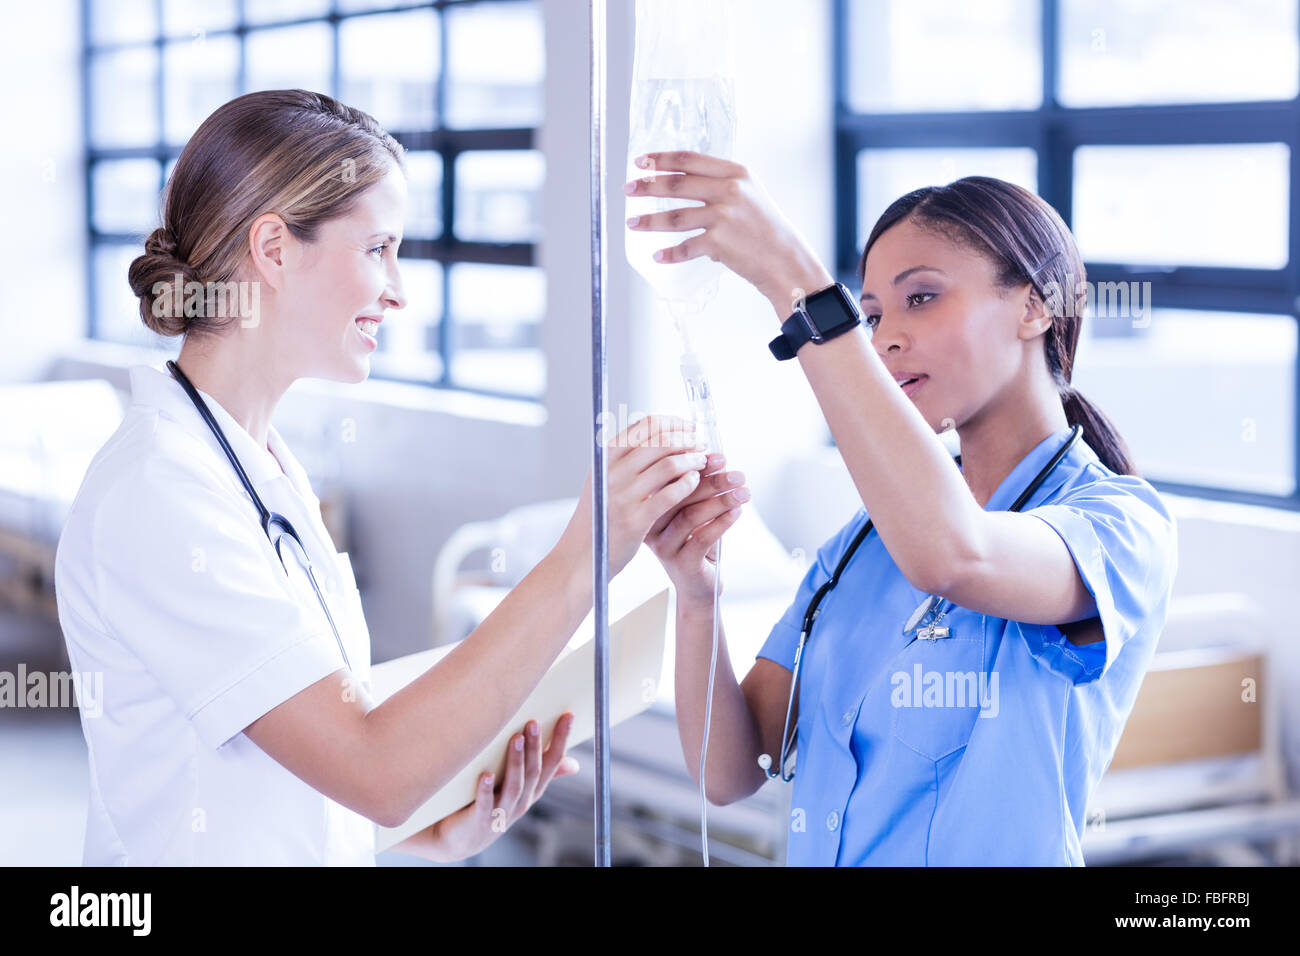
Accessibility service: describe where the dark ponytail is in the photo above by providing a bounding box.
[1059,385,1135,474]
[859,176,1138,477]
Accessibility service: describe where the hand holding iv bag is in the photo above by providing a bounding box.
[623,0,738,868]
[624,0,737,316]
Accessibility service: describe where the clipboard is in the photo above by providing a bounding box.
[371,588,670,851]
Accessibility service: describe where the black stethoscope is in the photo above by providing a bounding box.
[165,360,352,670]
[758,424,1083,782]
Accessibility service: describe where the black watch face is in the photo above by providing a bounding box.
[806,283,860,335]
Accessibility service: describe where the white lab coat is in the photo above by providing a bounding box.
[54,363,376,865]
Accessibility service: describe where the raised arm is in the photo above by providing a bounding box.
[626,152,1098,630]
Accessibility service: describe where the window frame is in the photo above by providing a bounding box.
[833,0,1300,510]
[81,0,543,402]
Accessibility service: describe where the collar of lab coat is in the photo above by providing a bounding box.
[126,362,318,508]
[126,363,363,671]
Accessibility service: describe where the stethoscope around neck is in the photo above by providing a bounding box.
[165,359,352,671]
[757,423,1083,782]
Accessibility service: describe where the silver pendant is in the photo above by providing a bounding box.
[903,594,941,635]
[904,594,951,640]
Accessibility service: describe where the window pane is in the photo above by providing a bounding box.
[164,34,240,146]
[340,10,439,131]
[1073,310,1296,496]
[338,0,427,11]
[1073,144,1289,269]
[403,151,443,239]
[451,347,546,398]
[856,147,1038,252]
[93,244,167,348]
[92,160,162,234]
[371,259,445,382]
[446,1,544,128]
[90,48,159,147]
[243,0,331,26]
[846,0,1041,113]
[163,0,238,38]
[448,264,545,396]
[453,150,544,242]
[90,0,156,46]
[245,22,333,96]
[1059,0,1299,107]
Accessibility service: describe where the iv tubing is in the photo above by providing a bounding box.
[672,305,722,867]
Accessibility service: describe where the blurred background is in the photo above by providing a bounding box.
[1,0,1298,866]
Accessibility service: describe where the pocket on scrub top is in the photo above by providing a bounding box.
[888,632,987,762]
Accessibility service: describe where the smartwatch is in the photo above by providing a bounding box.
[768,282,862,361]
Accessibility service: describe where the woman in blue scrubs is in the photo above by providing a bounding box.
[632,155,1179,865]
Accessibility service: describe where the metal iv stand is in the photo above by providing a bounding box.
[588,0,613,868]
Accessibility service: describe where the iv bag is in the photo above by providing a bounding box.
[625,0,737,316]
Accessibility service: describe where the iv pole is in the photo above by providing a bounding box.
[588,0,612,868]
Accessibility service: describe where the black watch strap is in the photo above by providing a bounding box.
[769,282,862,361]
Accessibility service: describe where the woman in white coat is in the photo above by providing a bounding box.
[53,90,712,865]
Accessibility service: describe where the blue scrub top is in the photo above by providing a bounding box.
[757,425,1178,866]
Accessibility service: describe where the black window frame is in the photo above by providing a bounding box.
[833,0,1300,510]
[82,0,544,402]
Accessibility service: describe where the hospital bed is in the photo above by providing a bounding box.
[0,379,127,628]
[1081,592,1300,865]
